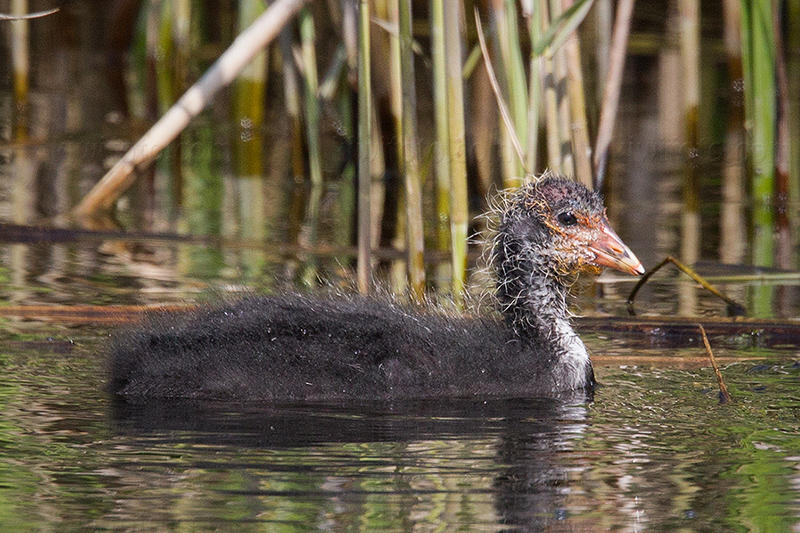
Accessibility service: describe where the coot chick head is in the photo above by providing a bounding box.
[492,174,643,332]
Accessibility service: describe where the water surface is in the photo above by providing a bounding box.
[0,322,798,531]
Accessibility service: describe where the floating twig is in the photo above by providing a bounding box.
[627,256,747,316]
[698,324,733,404]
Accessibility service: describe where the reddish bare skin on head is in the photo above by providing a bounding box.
[518,177,644,278]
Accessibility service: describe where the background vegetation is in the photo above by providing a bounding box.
[4,0,799,310]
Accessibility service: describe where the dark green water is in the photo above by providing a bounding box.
[0,319,798,531]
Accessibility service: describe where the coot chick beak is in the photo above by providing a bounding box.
[588,219,645,276]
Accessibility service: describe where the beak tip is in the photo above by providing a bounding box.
[588,221,645,276]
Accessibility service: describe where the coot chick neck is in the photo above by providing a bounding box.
[491,176,643,364]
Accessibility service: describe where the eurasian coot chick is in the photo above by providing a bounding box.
[110,175,644,401]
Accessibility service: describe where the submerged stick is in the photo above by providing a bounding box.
[627,256,747,316]
[698,324,733,404]
[74,0,308,218]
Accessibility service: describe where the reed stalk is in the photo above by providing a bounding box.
[74,0,308,218]
[430,0,451,288]
[773,2,791,270]
[497,0,528,181]
[720,0,746,264]
[10,0,29,139]
[740,0,776,316]
[300,8,323,190]
[475,9,526,173]
[739,0,775,269]
[540,3,562,174]
[593,0,634,189]
[229,0,269,277]
[591,0,612,104]
[398,0,426,300]
[145,0,179,211]
[144,0,160,121]
[444,0,469,303]
[548,0,574,178]
[179,126,225,278]
[525,1,542,176]
[279,28,305,182]
[171,0,193,207]
[334,77,357,263]
[789,1,800,233]
[377,0,407,294]
[156,3,175,112]
[341,0,358,73]
[233,0,267,177]
[299,8,324,286]
[561,0,593,187]
[172,0,191,92]
[679,0,700,271]
[356,0,372,293]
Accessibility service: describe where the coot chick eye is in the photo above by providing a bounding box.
[109,174,645,402]
[556,211,578,227]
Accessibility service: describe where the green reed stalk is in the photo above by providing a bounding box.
[299,8,323,286]
[495,0,528,183]
[561,0,593,187]
[549,0,575,178]
[444,0,469,304]
[540,3,562,174]
[398,0,426,300]
[740,0,776,316]
[152,0,183,205]
[357,0,372,293]
[232,0,265,261]
[430,0,451,289]
[180,126,226,279]
[740,0,775,269]
[504,0,529,178]
[234,0,267,176]
[279,29,305,182]
[526,1,542,175]
[300,8,323,189]
[170,0,193,206]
